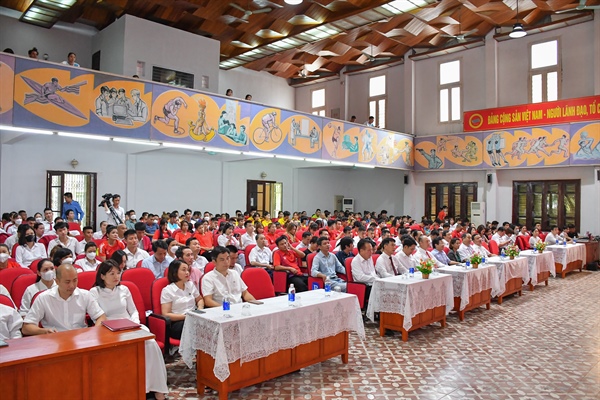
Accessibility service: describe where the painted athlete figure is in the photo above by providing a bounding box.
[154,97,188,134]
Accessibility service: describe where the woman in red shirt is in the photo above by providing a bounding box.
[174,220,192,245]
[153,218,171,242]
[99,225,125,260]
[264,223,278,246]
[437,206,448,222]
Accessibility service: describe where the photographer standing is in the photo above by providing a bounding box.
[103,194,125,226]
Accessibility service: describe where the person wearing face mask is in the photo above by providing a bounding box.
[5,212,22,235]
[125,210,137,230]
[19,258,57,317]
[89,261,168,400]
[53,248,75,267]
[0,244,21,269]
[75,242,101,272]
[145,215,160,237]
[15,226,48,268]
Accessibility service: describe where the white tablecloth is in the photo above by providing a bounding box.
[437,264,502,310]
[366,273,453,331]
[519,250,556,285]
[547,243,586,267]
[179,290,365,382]
[486,257,529,294]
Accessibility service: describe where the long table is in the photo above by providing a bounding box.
[438,264,502,321]
[519,250,556,290]
[486,257,529,304]
[179,290,365,400]
[366,272,453,341]
[547,243,587,278]
[0,326,152,400]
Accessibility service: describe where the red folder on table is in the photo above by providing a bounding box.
[102,319,141,332]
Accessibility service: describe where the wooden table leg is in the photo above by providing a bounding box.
[545,280,548,286]
[458,310,464,322]
[341,351,348,364]
[486,301,490,310]
[401,329,408,342]
[441,316,446,328]
[379,322,385,337]
[497,296,503,305]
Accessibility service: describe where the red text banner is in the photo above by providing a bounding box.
[464,95,600,132]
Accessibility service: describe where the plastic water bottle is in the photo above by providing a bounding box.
[573,238,576,244]
[465,260,471,269]
[222,295,232,318]
[563,239,567,247]
[500,249,506,260]
[324,282,331,297]
[481,257,486,265]
[288,284,296,306]
[409,267,415,278]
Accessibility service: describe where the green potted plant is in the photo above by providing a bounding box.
[417,259,435,279]
[470,253,483,268]
[505,245,520,260]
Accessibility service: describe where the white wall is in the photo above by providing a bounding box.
[498,20,596,106]
[0,13,95,68]
[90,15,125,75]
[295,167,405,215]
[220,67,295,110]
[295,77,342,119]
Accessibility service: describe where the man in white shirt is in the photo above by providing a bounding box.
[353,226,367,246]
[104,194,126,226]
[202,246,256,306]
[240,220,256,250]
[22,264,106,335]
[93,221,108,240]
[544,225,561,245]
[42,208,54,233]
[364,116,376,127]
[295,231,312,251]
[375,238,404,277]
[186,237,209,273]
[74,242,101,272]
[75,226,95,255]
[458,233,475,262]
[47,222,78,255]
[393,237,418,273]
[34,222,46,242]
[350,239,377,311]
[0,303,22,340]
[123,229,150,269]
[249,233,273,270]
[491,227,511,249]
[413,235,448,269]
[471,234,492,258]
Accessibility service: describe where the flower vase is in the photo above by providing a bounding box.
[472,263,479,269]
[509,255,515,260]
[422,273,430,279]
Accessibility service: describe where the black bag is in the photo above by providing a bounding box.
[586,262,599,271]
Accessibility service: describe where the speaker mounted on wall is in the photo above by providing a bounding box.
[404,175,409,185]
[487,174,493,184]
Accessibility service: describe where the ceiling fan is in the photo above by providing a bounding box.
[229,2,272,23]
[441,10,478,43]
[363,45,391,63]
[555,0,600,13]
[297,69,319,78]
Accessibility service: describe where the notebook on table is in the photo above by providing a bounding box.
[102,318,141,332]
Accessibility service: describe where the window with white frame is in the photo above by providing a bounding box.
[369,75,386,128]
[311,88,326,116]
[439,60,461,123]
[530,40,559,103]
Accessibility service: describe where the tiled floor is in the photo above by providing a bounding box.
[165,270,600,399]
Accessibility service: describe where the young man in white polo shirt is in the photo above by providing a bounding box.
[248,233,273,271]
[123,229,150,269]
[201,246,256,307]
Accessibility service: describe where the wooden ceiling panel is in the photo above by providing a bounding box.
[5,0,596,79]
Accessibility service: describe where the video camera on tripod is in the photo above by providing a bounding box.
[98,193,123,225]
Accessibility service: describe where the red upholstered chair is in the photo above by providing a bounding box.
[0,294,15,308]
[10,274,37,309]
[147,277,178,355]
[308,276,324,290]
[352,248,359,256]
[272,271,288,294]
[489,240,500,255]
[77,271,96,290]
[481,242,490,252]
[0,268,34,293]
[443,247,450,254]
[0,233,9,244]
[516,235,530,250]
[136,260,143,268]
[372,254,380,264]
[120,281,147,326]
[121,268,156,312]
[244,244,256,266]
[68,222,82,234]
[11,245,18,258]
[38,235,57,250]
[539,232,547,241]
[343,257,367,309]
[305,252,317,275]
[241,268,275,300]
[204,262,215,274]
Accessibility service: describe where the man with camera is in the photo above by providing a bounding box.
[100,193,125,226]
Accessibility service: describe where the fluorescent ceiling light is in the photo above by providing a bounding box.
[0,125,54,135]
[204,147,242,155]
[112,138,160,146]
[57,132,110,141]
[284,0,303,4]
[275,155,305,161]
[509,23,527,39]
[353,164,376,169]
[305,158,332,164]
[330,161,355,167]
[162,142,203,150]
[243,151,274,158]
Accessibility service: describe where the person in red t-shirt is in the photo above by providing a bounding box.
[437,206,448,222]
[193,220,214,256]
[264,223,278,246]
[0,243,21,269]
[272,235,307,292]
[99,225,125,260]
